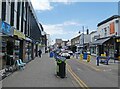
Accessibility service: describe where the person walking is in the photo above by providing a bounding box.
[38,49,42,58]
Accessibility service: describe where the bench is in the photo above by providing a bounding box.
[96,56,110,66]
[15,59,26,70]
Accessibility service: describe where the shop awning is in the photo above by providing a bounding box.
[92,37,110,45]
[14,29,25,39]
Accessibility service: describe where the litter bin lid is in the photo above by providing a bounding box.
[60,57,66,61]
[57,56,66,62]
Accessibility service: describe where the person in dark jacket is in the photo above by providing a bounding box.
[38,49,42,58]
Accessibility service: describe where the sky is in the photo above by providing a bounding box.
[31,0,119,44]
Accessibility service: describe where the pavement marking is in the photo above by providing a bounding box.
[67,68,85,88]
[75,59,101,72]
[67,64,89,88]
[67,63,90,89]
[103,69,112,72]
[77,68,82,71]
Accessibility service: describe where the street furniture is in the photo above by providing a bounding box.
[19,59,26,66]
[87,55,91,62]
[83,52,87,60]
[15,59,25,70]
[96,56,110,66]
[56,56,66,78]
[80,54,83,60]
[50,51,54,58]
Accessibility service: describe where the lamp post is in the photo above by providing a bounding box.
[78,26,85,53]
[82,26,84,52]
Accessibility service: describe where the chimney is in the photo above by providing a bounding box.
[87,29,89,34]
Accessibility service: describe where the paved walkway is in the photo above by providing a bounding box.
[2,54,79,87]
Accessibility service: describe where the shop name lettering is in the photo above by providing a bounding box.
[2,22,11,33]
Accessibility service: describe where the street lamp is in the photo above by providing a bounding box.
[78,26,85,52]
[82,26,84,51]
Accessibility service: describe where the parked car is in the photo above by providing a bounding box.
[68,50,73,56]
[60,51,70,59]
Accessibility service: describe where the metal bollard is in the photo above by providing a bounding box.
[96,56,99,66]
[80,54,83,60]
[106,57,110,65]
[87,55,91,62]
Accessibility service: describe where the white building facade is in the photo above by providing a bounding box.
[79,33,91,52]
[89,31,98,56]
[95,15,120,58]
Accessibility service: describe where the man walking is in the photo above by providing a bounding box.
[38,49,42,58]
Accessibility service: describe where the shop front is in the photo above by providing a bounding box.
[13,29,25,62]
[0,21,14,70]
[90,45,97,56]
[115,37,120,60]
[25,37,32,63]
[94,36,120,59]
[103,37,120,59]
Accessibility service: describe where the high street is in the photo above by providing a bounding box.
[2,53,119,88]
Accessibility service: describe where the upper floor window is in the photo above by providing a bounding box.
[2,2,6,21]
[104,28,107,36]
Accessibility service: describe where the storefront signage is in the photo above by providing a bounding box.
[1,21,13,36]
[116,39,120,42]
[14,29,25,39]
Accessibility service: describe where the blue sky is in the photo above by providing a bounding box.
[31,1,119,43]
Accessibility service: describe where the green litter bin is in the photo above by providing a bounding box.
[56,57,66,78]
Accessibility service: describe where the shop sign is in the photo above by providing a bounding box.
[14,29,25,39]
[116,39,120,42]
[0,21,13,36]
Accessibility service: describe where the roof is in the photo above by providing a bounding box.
[90,31,97,34]
[97,15,120,27]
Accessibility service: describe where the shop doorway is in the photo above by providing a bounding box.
[6,41,14,66]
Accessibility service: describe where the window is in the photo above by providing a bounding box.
[10,2,14,26]
[104,27,107,36]
[14,11,17,28]
[21,2,24,32]
[16,2,21,30]
[2,2,6,21]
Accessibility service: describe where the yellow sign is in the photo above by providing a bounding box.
[116,39,120,42]
[14,29,25,39]
[38,44,45,46]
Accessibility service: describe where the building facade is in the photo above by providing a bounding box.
[0,0,43,70]
[95,15,120,58]
[71,35,80,52]
[79,33,91,52]
[89,31,98,56]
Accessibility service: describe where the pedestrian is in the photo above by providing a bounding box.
[114,50,118,58]
[104,50,108,56]
[38,49,42,58]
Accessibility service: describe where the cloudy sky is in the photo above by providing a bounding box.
[31,0,119,43]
